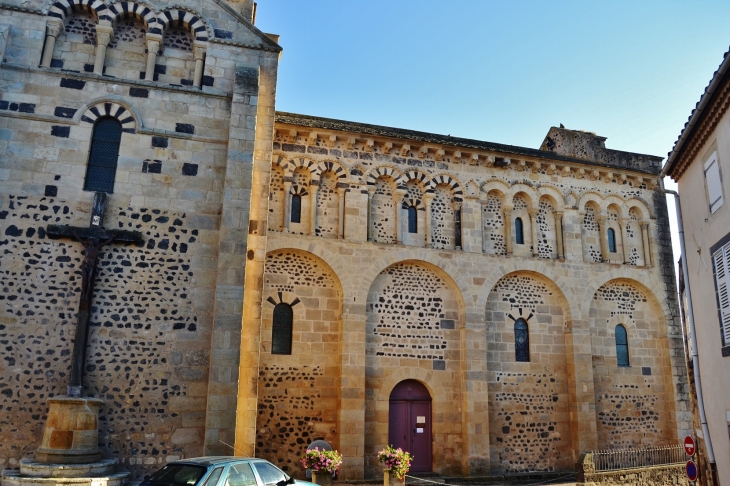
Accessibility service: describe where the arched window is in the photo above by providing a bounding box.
[615,324,629,366]
[514,318,530,362]
[408,206,418,233]
[84,117,122,193]
[291,194,301,223]
[608,228,617,253]
[515,217,524,245]
[272,303,293,355]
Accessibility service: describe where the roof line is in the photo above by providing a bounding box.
[662,47,730,177]
[275,111,663,174]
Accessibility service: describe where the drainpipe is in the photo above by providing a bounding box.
[663,184,718,483]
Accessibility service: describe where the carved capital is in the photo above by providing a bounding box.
[435,149,445,161]
[46,19,63,38]
[193,42,208,61]
[364,139,374,152]
[503,205,514,215]
[145,33,163,54]
[528,208,539,218]
[383,141,393,154]
[327,134,337,147]
[95,24,113,45]
[451,201,462,211]
[555,210,564,219]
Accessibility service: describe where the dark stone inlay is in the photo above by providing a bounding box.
[182,163,198,176]
[214,28,232,39]
[151,136,168,148]
[129,87,149,98]
[51,126,70,138]
[433,360,446,370]
[175,123,194,134]
[54,107,77,118]
[44,185,58,197]
[60,78,86,90]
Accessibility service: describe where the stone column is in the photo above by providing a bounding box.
[366,187,375,242]
[395,190,405,244]
[193,42,207,88]
[597,215,609,262]
[480,200,488,253]
[555,211,564,260]
[453,201,462,250]
[144,33,162,81]
[641,222,652,267]
[338,186,346,239]
[309,184,318,236]
[41,18,63,68]
[93,23,113,75]
[503,206,513,254]
[529,208,539,257]
[619,218,630,264]
[424,194,434,248]
[283,181,292,233]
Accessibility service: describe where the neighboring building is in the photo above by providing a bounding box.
[0,0,690,480]
[664,47,730,485]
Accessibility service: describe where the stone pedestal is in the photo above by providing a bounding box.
[35,398,103,464]
[382,469,404,486]
[1,460,129,486]
[309,472,332,486]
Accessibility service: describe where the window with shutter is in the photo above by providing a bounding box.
[84,117,122,193]
[713,243,730,345]
[704,151,723,214]
[272,303,293,355]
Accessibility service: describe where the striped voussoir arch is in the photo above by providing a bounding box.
[431,174,463,202]
[289,184,309,197]
[158,9,208,41]
[396,170,432,192]
[401,197,423,210]
[284,157,318,180]
[315,160,347,180]
[49,0,112,22]
[365,166,401,186]
[80,102,136,133]
[108,2,159,33]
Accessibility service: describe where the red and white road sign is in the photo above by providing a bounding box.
[686,460,698,481]
[684,435,696,456]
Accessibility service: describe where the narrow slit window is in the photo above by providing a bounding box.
[272,303,293,355]
[615,324,629,366]
[408,206,418,233]
[515,318,530,362]
[608,228,617,253]
[515,217,524,245]
[291,194,301,223]
[84,117,122,193]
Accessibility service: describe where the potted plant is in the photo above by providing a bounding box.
[377,445,413,486]
[300,447,342,485]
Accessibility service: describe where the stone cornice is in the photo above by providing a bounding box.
[275,112,661,180]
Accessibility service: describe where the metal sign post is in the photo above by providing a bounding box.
[684,436,697,485]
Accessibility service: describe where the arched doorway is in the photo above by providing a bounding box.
[388,380,432,473]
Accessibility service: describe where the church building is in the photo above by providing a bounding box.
[0,0,690,480]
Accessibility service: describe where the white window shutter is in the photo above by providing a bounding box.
[713,243,730,344]
[704,152,723,214]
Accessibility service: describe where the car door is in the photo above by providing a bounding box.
[222,462,259,486]
[251,461,288,486]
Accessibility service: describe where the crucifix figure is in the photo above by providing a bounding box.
[46,192,143,397]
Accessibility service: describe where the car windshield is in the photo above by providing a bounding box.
[145,465,209,486]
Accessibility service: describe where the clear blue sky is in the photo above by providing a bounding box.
[257,0,730,266]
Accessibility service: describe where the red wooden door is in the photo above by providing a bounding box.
[388,380,432,473]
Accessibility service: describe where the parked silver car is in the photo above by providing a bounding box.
[139,457,317,486]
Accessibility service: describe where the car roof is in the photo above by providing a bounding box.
[171,457,258,466]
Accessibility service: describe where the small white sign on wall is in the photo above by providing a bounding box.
[417,416,425,423]
[416,428,424,433]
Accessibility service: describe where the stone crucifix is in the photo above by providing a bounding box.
[46,192,143,398]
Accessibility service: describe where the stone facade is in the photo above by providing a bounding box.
[0,0,278,476]
[248,115,690,479]
[0,0,689,481]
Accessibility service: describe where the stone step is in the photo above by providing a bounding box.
[19,460,118,478]
[1,470,129,486]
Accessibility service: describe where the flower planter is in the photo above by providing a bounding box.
[383,469,404,486]
[310,471,333,486]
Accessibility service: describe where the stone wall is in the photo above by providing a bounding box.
[0,0,281,474]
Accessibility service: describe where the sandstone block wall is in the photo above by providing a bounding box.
[0,0,280,475]
[255,117,690,478]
